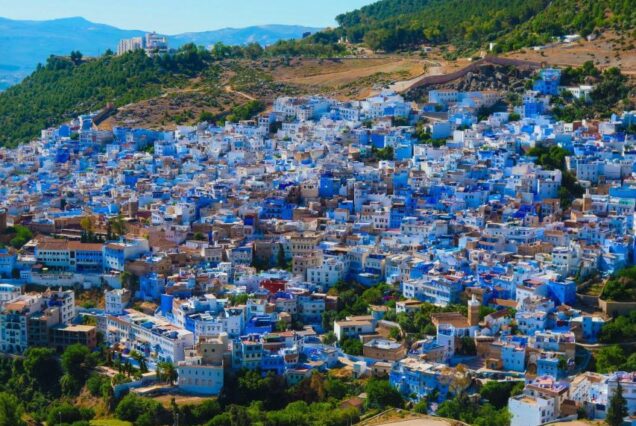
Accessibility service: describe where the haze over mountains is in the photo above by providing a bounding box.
[0,16,320,89]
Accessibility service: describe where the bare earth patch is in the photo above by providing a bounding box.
[505,31,636,76]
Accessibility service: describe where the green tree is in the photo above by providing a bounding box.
[322,331,337,345]
[47,402,94,425]
[277,245,287,268]
[86,373,108,397]
[0,392,25,426]
[601,267,636,303]
[340,338,363,356]
[115,393,170,425]
[437,393,510,426]
[8,225,33,249]
[365,378,403,409]
[595,345,626,373]
[457,336,477,356]
[179,399,222,426]
[156,361,178,385]
[413,399,429,414]
[479,380,524,409]
[607,382,628,426]
[198,111,216,123]
[62,344,95,383]
[69,50,83,65]
[23,347,63,395]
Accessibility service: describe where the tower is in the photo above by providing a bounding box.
[582,190,592,212]
[468,294,480,327]
[127,198,139,218]
[0,209,6,233]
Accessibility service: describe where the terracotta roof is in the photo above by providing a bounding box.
[431,312,470,329]
[493,298,518,308]
[68,242,104,251]
[37,240,69,251]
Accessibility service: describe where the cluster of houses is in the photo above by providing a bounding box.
[1,65,636,424]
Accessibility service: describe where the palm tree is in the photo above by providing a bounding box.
[157,361,177,385]
[130,350,148,374]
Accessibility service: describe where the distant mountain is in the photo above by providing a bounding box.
[171,25,321,48]
[0,17,141,86]
[0,16,320,89]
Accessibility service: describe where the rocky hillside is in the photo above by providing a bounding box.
[435,64,532,93]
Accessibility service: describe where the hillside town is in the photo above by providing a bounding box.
[1,64,636,426]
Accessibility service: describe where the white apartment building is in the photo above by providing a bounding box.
[607,371,636,415]
[509,394,555,426]
[105,309,194,363]
[117,36,144,55]
[334,316,374,341]
[307,257,346,289]
[105,288,131,315]
[0,294,43,353]
[177,335,227,395]
[0,283,21,306]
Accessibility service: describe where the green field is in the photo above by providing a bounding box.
[90,420,133,426]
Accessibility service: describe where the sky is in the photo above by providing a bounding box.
[0,0,375,34]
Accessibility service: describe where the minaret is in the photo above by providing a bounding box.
[128,198,139,218]
[468,294,480,327]
[582,189,592,212]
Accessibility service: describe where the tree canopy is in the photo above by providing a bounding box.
[331,0,636,53]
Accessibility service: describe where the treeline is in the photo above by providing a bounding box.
[496,0,636,52]
[327,0,636,53]
[0,340,378,425]
[0,344,100,424]
[0,48,189,147]
[335,0,549,52]
[210,34,345,60]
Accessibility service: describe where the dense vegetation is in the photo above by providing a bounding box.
[601,266,636,302]
[2,224,34,249]
[436,393,510,426]
[336,0,550,52]
[109,368,396,425]
[0,338,381,425]
[0,344,98,422]
[552,62,633,121]
[0,48,195,146]
[330,0,636,53]
[600,311,636,343]
[594,345,636,373]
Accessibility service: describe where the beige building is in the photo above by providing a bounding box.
[363,338,406,361]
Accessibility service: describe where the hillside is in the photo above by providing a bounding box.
[0,47,213,146]
[0,16,319,89]
[333,0,636,53]
[0,40,432,146]
[2,0,635,146]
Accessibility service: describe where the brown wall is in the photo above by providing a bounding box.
[409,56,541,90]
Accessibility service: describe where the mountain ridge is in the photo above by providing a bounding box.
[0,16,320,88]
